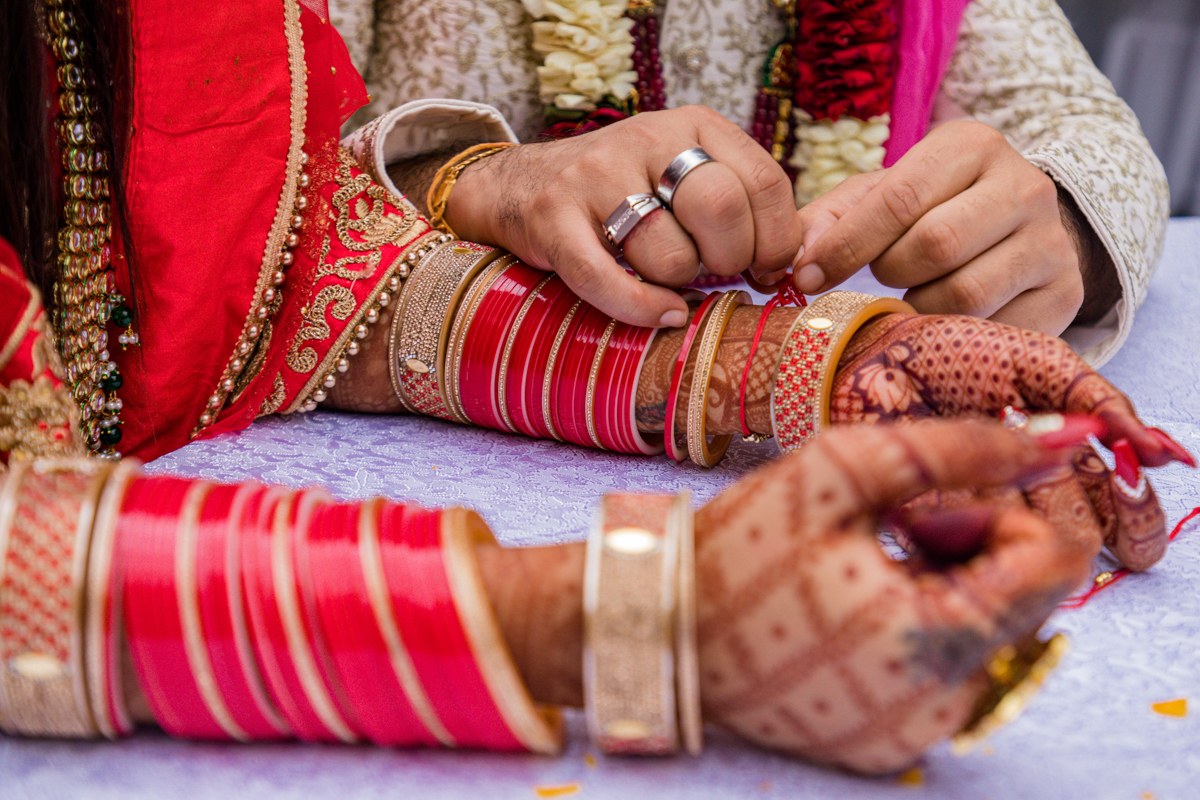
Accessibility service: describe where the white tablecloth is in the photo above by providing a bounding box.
[6,220,1200,800]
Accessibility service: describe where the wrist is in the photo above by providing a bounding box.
[476,541,586,708]
[1056,183,1119,324]
[441,144,520,244]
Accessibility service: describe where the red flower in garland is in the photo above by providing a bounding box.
[794,0,898,121]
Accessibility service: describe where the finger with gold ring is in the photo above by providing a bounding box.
[655,148,717,210]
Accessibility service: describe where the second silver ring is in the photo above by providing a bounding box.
[655,147,717,210]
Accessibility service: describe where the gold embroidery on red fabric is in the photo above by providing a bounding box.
[286,285,356,375]
[260,376,287,416]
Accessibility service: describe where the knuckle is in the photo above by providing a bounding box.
[633,239,698,287]
[880,177,927,226]
[945,271,992,315]
[1019,170,1058,207]
[744,158,791,203]
[695,177,748,222]
[917,219,964,268]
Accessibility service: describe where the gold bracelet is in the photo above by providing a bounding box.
[0,458,114,738]
[425,143,518,237]
[770,291,913,453]
[584,492,698,755]
[390,240,504,420]
[443,255,519,425]
[686,290,746,468]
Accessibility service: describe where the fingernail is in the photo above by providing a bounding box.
[660,309,687,328]
[1149,427,1197,468]
[791,244,805,265]
[1029,413,1106,450]
[903,506,995,564]
[1112,438,1142,487]
[796,263,825,294]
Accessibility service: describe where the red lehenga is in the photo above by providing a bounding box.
[107,0,433,460]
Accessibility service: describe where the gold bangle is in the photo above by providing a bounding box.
[426,143,518,237]
[584,492,694,755]
[85,458,142,739]
[0,458,113,738]
[498,274,555,435]
[770,291,913,453]
[585,319,619,450]
[443,255,518,425]
[686,290,747,468]
[390,240,504,420]
[541,299,583,443]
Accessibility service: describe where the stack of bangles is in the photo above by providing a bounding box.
[0,459,703,757]
[389,240,916,466]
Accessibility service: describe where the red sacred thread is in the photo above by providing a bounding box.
[1060,505,1199,609]
[738,277,806,437]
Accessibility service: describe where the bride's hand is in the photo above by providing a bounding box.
[443,106,802,329]
[827,313,1194,570]
[693,418,1092,773]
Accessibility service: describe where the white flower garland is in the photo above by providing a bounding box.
[789,110,890,206]
[522,0,638,112]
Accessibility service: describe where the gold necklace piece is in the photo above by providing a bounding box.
[46,0,134,456]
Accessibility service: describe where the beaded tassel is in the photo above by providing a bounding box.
[46,0,131,456]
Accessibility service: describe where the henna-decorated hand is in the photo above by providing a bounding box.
[829,313,1195,571]
[693,419,1092,774]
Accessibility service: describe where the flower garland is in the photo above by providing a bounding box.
[523,0,899,207]
[523,0,638,113]
[789,0,897,204]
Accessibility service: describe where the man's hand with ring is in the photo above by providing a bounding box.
[788,120,1102,336]
[443,106,802,329]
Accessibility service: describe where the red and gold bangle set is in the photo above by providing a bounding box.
[394,241,772,468]
[394,241,665,456]
[0,459,562,753]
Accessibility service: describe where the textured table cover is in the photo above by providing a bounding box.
[5,221,1200,800]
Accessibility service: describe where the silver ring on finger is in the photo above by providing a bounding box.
[604,192,664,248]
[655,147,717,210]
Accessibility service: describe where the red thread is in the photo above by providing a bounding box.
[1060,505,1199,609]
[738,277,806,437]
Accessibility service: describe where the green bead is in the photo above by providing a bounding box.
[99,425,122,446]
[110,304,133,327]
[101,370,123,391]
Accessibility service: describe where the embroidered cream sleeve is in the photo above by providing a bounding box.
[939,0,1170,367]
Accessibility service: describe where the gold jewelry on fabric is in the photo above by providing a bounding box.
[585,319,619,449]
[426,143,518,237]
[439,507,565,755]
[686,290,746,468]
[952,633,1069,754]
[585,492,697,755]
[85,458,141,738]
[390,240,504,420]
[0,458,113,737]
[443,256,518,425]
[769,291,913,453]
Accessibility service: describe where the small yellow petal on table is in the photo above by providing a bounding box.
[1151,698,1187,717]
[897,768,923,786]
[583,753,597,769]
[535,784,581,798]
[1141,791,1156,799]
